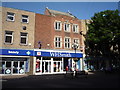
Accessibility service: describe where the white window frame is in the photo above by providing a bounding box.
[64,37,71,49]
[4,31,14,44]
[54,21,62,31]
[72,24,79,33]
[7,12,15,21]
[20,32,28,45]
[21,15,29,23]
[64,23,71,32]
[73,38,80,49]
[54,36,62,48]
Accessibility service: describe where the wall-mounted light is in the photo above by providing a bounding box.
[38,41,42,49]
[23,26,27,30]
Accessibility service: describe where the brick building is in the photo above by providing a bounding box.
[34,8,84,75]
[35,8,84,51]
[0,7,84,75]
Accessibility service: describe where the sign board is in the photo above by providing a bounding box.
[0,49,33,56]
[0,49,83,58]
[35,51,83,58]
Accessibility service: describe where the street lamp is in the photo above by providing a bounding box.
[72,42,79,76]
[72,43,79,66]
[72,42,79,59]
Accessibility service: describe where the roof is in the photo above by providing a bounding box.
[47,8,77,18]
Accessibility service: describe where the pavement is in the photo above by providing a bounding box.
[1,71,120,89]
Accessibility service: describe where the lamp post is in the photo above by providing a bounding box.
[72,43,79,59]
[72,42,79,76]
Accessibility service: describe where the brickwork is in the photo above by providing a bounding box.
[35,8,84,51]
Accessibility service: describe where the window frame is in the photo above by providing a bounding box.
[4,31,14,44]
[54,36,62,48]
[21,15,29,23]
[6,12,15,22]
[64,22,71,32]
[54,21,62,31]
[72,24,79,33]
[64,37,71,49]
[20,32,28,45]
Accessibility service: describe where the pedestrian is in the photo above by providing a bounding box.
[66,66,68,74]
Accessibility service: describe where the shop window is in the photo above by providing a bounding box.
[21,15,29,23]
[5,31,13,44]
[7,12,15,21]
[20,32,28,45]
[5,62,11,74]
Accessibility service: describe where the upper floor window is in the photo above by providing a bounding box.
[73,24,79,33]
[20,32,28,45]
[21,15,29,23]
[7,12,15,21]
[5,31,13,44]
[64,23,71,32]
[54,36,62,48]
[64,37,71,49]
[54,21,62,30]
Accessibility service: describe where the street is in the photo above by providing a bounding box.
[1,71,120,89]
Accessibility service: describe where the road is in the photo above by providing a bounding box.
[1,71,120,89]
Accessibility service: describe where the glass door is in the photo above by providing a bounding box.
[13,61,19,74]
[5,61,11,74]
[53,61,62,72]
[42,60,51,73]
[19,61,25,74]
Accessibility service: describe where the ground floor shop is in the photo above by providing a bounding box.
[0,49,84,75]
[33,49,83,75]
[34,57,83,75]
[0,49,33,75]
[0,57,30,75]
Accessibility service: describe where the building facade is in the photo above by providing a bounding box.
[34,8,84,75]
[0,7,35,75]
[0,7,84,75]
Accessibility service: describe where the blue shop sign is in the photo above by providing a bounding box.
[35,51,83,58]
[0,49,83,58]
[0,49,33,56]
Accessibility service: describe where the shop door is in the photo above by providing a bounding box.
[12,61,25,74]
[42,61,51,73]
[53,61,61,72]
[5,61,12,74]
[19,61,25,74]
[13,61,19,74]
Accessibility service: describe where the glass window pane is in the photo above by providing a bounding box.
[6,62,11,67]
[6,31,12,35]
[21,38,26,44]
[5,36,12,43]
[21,33,27,36]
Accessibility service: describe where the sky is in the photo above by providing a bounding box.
[1,1,119,19]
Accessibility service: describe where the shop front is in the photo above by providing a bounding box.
[34,49,83,75]
[0,49,83,75]
[0,49,33,75]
